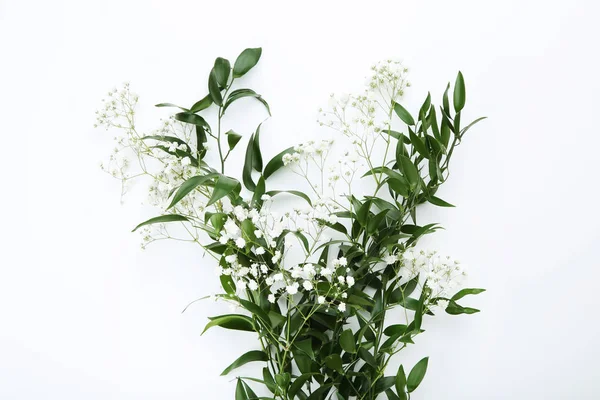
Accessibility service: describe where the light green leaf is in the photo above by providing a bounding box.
[265,190,312,206]
[398,155,420,190]
[155,103,189,112]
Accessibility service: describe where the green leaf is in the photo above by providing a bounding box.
[154,103,190,112]
[213,57,231,88]
[264,147,294,179]
[168,173,218,209]
[227,130,242,150]
[221,350,267,376]
[294,339,315,360]
[451,288,486,301]
[460,116,487,136]
[207,175,241,206]
[189,94,213,112]
[442,83,451,114]
[252,176,265,206]
[208,68,223,106]
[367,209,389,234]
[445,302,481,315]
[289,373,320,398]
[174,112,209,128]
[223,88,271,116]
[238,298,270,327]
[339,329,356,354]
[453,71,466,112]
[407,357,429,393]
[262,368,277,393]
[324,354,343,374]
[235,379,248,400]
[393,102,415,126]
[395,365,408,400]
[220,274,235,295]
[358,348,377,368]
[374,377,396,394]
[383,324,407,337]
[265,190,312,206]
[398,155,420,190]
[233,48,262,78]
[202,314,255,334]
[131,214,189,232]
[419,92,431,121]
[428,196,455,207]
[388,178,410,198]
[409,130,430,159]
[242,126,263,191]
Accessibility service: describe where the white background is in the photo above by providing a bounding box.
[2,0,600,399]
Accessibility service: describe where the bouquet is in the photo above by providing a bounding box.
[96,47,486,399]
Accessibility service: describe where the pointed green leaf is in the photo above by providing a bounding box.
[395,365,408,400]
[227,130,242,150]
[263,147,294,179]
[324,354,343,374]
[131,214,189,232]
[407,357,429,393]
[451,288,486,301]
[428,196,455,207]
[202,314,255,334]
[167,173,218,209]
[207,175,241,206]
[393,102,415,126]
[221,350,268,376]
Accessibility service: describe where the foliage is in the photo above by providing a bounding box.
[96,48,486,399]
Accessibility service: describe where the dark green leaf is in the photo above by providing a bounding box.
[223,88,271,116]
[340,329,356,354]
[264,147,294,179]
[236,379,248,400]
[233,48,262,78]
[409,130,430,159]
[131,214,188,232]
[358,348,377,368]
[213,57,231,88]
[208,68,222,106]
[324,354,343,374]
[174,112,209,128]
[189,95,213,112]
[407,357,429,393]
[221,350,267,376]
[383,324,407,337]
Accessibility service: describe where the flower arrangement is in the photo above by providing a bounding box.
[96,47,486,399]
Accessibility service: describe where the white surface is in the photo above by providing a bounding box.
[2,0,600,398]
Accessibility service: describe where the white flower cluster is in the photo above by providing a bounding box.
[282,139,334,167]
[399,249,467,302]
[365,59,410,98]
[327,150,362,192]
[221,251,355,313]
[96,83,206,247]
